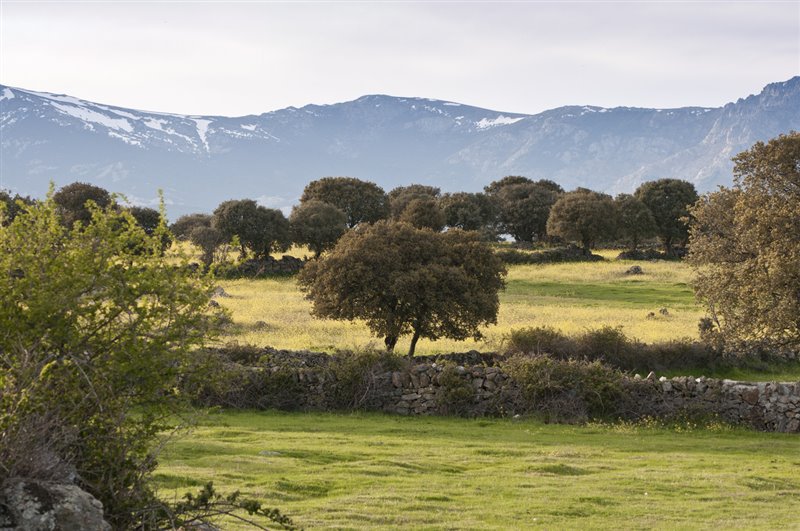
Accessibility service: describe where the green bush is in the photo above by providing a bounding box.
[506,326,573,357]
[505,326,716,373]
[0,193,220,527]
[503,355,625,422]
[495,245,603,265]
[435,362,477,417]
[325,350,405,410]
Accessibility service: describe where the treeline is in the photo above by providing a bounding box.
[2,176,699,263]
[175,176,698,264]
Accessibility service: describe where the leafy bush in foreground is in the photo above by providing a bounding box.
[0,193,231,527]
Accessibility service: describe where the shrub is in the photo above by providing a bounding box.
[505,326,717,373]
[503,355,625,422]
[506,326,573,356]
[435,362,477,417]
[495,245,604,265]
[324,350,405,410]
[0,193,220,527]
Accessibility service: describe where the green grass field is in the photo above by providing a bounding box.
[158,251,800,528]
[214,253,703,355]
[157,411,800,530]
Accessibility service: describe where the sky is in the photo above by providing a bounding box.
[1,1,798,117]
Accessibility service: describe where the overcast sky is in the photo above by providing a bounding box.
[1,1,798,116]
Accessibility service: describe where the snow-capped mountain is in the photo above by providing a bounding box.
[1,78,798,218]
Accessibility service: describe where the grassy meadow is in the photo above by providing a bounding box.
[213,249,703,355]
[156,249,800,529]
[157,411,800,530]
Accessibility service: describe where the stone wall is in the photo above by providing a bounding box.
[200,349,800,433]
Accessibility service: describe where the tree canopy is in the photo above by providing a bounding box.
[439,192,497,234]
[300,177,389,228]
[635,178,698,256]
[388,184,440,219]
[484,175,533,196]
[0,190,34,226]
[297,221,506,356]
[614,193,657,251]
[170,213,212,240]
[399,197,446,231]
[546,190,618,252]
[289,199,348,257]
[688,132,800,353]
[495,183,560,242]
[212,199,291,259]
[52,181,113,227]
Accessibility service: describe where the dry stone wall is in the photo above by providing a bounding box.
[202,349,800,433]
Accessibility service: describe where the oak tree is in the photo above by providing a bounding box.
[289,200,348,257]
[300,177,389,228]
[688,132,800,353]
[635,178,698,256]
[614,193,657,251]
[546,189,618,253]
[298,221,506,356]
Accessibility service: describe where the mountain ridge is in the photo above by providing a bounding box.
[1,78,798,218]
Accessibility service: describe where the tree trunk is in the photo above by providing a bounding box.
[384,335,398,352]
[663,236,674,257]
[407,329,421,358]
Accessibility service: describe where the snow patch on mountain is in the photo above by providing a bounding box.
[50,102,134,132]
[1,88,14,101]
[475,115,525,129]
[192,118,212,151]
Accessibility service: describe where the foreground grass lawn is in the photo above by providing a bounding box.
[157,411,800,530]
[216,256,703,355]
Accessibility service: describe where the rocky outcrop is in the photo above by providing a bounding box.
[0,479,110,531]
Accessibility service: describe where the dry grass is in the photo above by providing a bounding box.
[212,252,703,355]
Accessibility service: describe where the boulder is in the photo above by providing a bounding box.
[0,479,110,531]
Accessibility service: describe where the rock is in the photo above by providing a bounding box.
[208,300,221,308]
[0,479,111,531]
[419,374,430,387]
[391,372,403,388]
[253,320,268,330]
[624,265,644,275]
[659,376,667,382]
[741,388,760,405]
[646,371,656,381]
[211,286,230,298]
[659,308,669,316]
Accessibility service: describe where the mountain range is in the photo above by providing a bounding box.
[1,77,798,218]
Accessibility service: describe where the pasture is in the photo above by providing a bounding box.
[156,253,800,528]
[157,411,800,530]
[214,252,703,356]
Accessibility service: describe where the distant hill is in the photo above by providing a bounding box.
[1,78,798,218]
